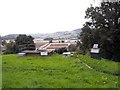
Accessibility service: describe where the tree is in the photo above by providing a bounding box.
[15,34,35,52]
[61,40,64,43]
[4,41,16,54]
[49,40,53,43]
[44,37,53,40]
[68,44,77,52]
[2,40,7,46]
[80,1,120,61]
[55,48,68,54]
[44,37,53,43]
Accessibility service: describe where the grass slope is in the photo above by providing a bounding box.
[2,54,119,88]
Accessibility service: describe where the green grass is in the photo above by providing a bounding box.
[79,55,120,76]
[2,54,119,88]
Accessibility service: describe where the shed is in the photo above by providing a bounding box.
[62,52,71,57]
[40,51,48,56]
[17,53,26,57]
[90,44,101,59]
[22,50,40,56]
[22,50,49,56]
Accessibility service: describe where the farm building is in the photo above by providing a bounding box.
[22,50,49,56]
[33,42,78,55]
[62,52,71,57]
[22,50,40,56]
[90,44,101,59]
[39,43,71,52]
[34,39,78,51]
[17,53,26,57]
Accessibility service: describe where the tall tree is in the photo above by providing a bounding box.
[80,1,120,61]
[4,41,16,54]
[15,34,35,52]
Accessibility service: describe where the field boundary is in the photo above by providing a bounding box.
[78,59,119,76]
[78,59,93,69]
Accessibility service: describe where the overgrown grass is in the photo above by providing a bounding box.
[79,55,119,76]
[2,54,119,88]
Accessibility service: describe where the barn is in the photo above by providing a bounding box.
[22,50,40,56]
[22,50,49,56]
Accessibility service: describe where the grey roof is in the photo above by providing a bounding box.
[90,48,100,53]
[22,50,40,54]
[93,44,98,48]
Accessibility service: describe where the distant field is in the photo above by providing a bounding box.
[2,54,119,88]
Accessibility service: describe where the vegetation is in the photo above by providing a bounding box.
[15,34,35,52]
[2,54,119,88]
[44,38,53,41]
[80,1,120,61]
[2,40,7,46]
[61,40,65,43]
[79,55,119,76]
[68,44,77,52]
[4,41,16,54]
[55,48,68,54]
[3,34,35,54]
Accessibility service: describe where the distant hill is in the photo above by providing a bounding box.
[31,28,82,39]
[2,28,82,40]
[2,34,19,40]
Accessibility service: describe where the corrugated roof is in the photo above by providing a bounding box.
[22,50,40,54]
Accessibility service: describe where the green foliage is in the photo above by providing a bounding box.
[68,41,82,54]
[49,40,52,43]
[44,38,53,41]
[80,2,120,61]
[15,34,35,52]
[68,44,77,52]
[44,37,53,43]
[79,55,120,76]
[61,40,64,43]
[55,48,68,54]
[2,40,7,46]
[2,54,119,88]
[3,35,35,54]
[4,41,17,54]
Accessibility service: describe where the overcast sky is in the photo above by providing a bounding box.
[0,0,98,36]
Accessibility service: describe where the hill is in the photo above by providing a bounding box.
[1,34,19,40]
[2,28,82,40]
[31,28,82,39]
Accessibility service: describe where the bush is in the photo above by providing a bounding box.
[55,48,68,54]
[68,44,77,52]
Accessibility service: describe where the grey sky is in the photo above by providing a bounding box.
[0,0,98,36]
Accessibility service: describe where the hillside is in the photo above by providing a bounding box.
[1,34,19,40]
[2,28,82,40]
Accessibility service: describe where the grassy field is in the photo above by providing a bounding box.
[2,54,119,88]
